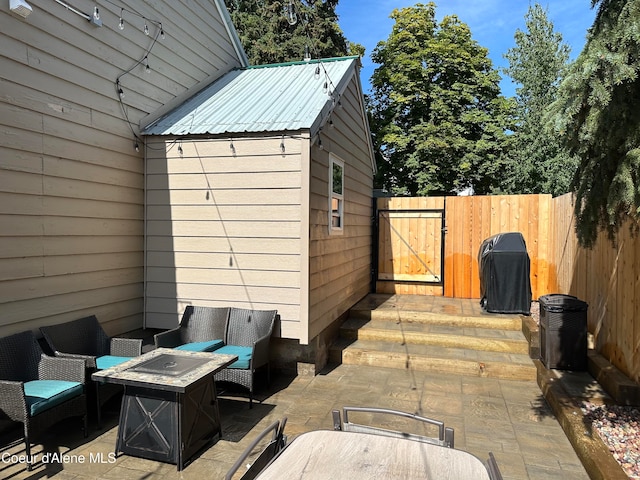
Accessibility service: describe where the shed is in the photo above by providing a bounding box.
[140,56,375,373]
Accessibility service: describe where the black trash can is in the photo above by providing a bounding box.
[539,294,588,370]
[478,232,532,315]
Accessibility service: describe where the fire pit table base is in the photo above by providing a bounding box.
[117,376,220,470]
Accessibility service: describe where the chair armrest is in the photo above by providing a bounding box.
[55,351,97,369]
[154,328,183,348]
[39,354,86,383]
[0,380,27,420]
[251,333,272,370]
[111,338,143,357]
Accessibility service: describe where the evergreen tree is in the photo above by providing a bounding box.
[369,2,515,196]
[225,0,354,64]
[503,3,576,196]
[549,0,640,247]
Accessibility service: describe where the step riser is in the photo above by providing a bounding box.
[330,348,536,381]
[341,329,529,355]
[349,309,523,331]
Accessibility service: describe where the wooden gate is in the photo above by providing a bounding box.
[375,197,446,295]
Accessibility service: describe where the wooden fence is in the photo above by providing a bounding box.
[376,193,640,382]
[376,194,552,300]
[551,194,639,382]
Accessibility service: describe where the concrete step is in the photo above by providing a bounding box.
[340,318,529,354]
[348,305,523,331]
[329,338,536,381]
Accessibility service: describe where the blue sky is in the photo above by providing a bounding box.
[335,0,597,98]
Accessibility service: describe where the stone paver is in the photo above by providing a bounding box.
[0,362,589,479]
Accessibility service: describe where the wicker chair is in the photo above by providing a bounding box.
[0,331,88,471]
[154,305,230,352]
[40,315,142,428]
[214,308,277,408]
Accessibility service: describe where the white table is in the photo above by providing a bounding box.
[255,430,491,479]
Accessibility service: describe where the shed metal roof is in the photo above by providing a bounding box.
[142,57,359,137]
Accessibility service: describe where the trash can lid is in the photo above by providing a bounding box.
[539,294,588,312]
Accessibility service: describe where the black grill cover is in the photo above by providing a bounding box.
[478,232,531,314]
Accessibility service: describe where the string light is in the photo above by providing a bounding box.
[143,20,149,35]
[134,141,140,152]
[160,24,165,40]
[144,56,150,74]
[118,9,124,30]
[280,136,286,153]
[286,0,297,25]
[116,80,124,99]
[178,143,183,156]
[304,45,311,62]
[93,6,100,21]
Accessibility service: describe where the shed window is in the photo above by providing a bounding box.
[329,155,344,234]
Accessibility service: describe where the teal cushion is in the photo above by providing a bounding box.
[96,355,133,370]
[215,345,253,369]
[175,340,224,352]
[24,380,83,416]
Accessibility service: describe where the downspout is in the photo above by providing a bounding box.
[142,137,148,329]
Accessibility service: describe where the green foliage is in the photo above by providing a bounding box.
[549,0,640,247]
[369,3,515,196]
[502,3,577,196]
[225,0,352,64]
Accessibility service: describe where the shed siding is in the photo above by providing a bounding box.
[308,77,374,342]
[0,1,243,337]
[144,136,304,336]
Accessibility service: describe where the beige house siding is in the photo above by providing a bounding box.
[308,77,374,342]
[0,1,245,337]
[144,136,305,336]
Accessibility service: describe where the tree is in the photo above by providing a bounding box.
[549,0,640,247]
[225,0,356,64]
[369,3,515,196]
[502,3,576,196]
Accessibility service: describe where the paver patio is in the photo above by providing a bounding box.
[0,360,589,479]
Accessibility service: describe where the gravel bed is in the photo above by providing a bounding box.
[581,402,640,479]
[530,301,639,479]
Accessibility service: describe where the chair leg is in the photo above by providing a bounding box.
[95,383,102,429]
[24,427,32,471]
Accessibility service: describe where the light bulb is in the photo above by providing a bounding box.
[178,144,183,156]
[160,26,165,39]
[144,22,149,35]
[144,57,150,74]
[93,6,100,21]
[134,142,140,152]
[314,65,321,79]
[119,17,124,30]
[287,1,297,25]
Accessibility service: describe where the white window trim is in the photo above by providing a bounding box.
[329,154,344,235]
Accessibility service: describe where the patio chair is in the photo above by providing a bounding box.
[332,406,455,448]
[0,330,87,471]
[486,452,504,480]
[153,305,229,352]
[224,417,287,480]
[40,315,142,428]
[214,308,277,408]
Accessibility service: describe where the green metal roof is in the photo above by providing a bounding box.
[142,57,359,137]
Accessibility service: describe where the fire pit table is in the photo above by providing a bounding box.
[92,348,237,470]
